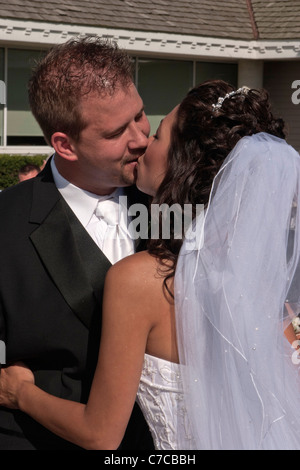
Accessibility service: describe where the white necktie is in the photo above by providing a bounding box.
[95,197,134,264]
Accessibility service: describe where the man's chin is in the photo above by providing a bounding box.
[122,167,137,186]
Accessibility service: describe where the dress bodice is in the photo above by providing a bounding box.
[136,354,195,450]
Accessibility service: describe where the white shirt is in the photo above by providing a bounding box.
[51,157,135,263]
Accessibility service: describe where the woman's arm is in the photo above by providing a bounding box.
[0,254,156,450]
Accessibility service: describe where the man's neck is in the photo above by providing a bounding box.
[53,154,116,196]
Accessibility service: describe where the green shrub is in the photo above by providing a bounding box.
[0,154,48,189]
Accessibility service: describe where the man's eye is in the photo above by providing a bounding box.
[135,111,145,122]
[107,129,125,139]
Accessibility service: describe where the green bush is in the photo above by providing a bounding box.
[0,154,48,189]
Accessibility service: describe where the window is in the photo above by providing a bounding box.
[7,49,47,146]
[137,59,238,133]
[196,62,238,86]
[137,58,193,133]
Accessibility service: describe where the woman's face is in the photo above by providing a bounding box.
[136,106,178,197]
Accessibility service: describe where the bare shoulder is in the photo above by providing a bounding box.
[103,252,176,362]
[104,251,172,304]
[102,252,166,336]
[112,250,154,270]
[105,251,159,289]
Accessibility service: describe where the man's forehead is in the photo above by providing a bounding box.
[79,84,144,132]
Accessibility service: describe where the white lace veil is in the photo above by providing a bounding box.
[175,132,300,449]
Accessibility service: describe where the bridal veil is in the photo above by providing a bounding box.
[175,132,300,449]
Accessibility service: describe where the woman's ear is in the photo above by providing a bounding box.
[51,132,78,161]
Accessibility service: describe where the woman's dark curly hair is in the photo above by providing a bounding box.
[148,79,286,291]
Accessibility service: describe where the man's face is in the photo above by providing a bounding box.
[68,83,150,195]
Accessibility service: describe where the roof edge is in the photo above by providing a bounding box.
[0,18,299,60]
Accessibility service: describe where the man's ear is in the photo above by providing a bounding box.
[51,132,78,161]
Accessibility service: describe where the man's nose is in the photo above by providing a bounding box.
[128,118,150,149]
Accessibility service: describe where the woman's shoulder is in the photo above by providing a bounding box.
[106,251,157,284]
[115,250,154,267]
[104,251,171,299]
[106,251,175,315]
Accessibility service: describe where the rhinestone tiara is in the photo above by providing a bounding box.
[212,86,250,112]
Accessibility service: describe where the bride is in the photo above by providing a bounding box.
[1,80,300,450]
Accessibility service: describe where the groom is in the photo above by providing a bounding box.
[0,37,153,449]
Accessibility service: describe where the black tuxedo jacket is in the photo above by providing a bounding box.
[0,160,152,450]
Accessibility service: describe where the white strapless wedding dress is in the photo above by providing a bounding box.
[136,354,196,450]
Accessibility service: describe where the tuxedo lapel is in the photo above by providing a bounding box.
[29,163,111,329]
[65,202,112,300]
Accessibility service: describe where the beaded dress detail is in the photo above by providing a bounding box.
[136,354,195,450]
